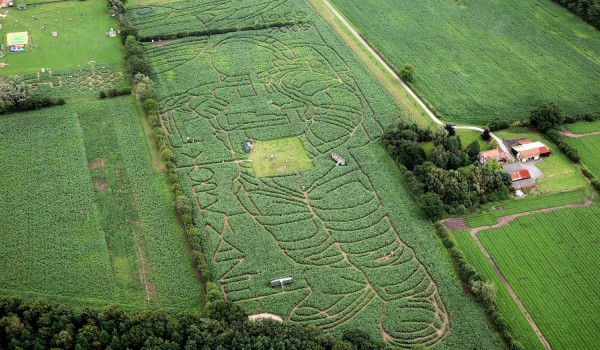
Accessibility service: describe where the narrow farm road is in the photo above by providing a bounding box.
[469,197,592,350]
[560,130,600,138]
[317,0,514,161]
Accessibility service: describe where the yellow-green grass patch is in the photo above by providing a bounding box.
[248,137,314,177]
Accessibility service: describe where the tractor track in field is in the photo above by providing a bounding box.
[468,197,593,350]
[560,130,600,138]
[314,0,514,161]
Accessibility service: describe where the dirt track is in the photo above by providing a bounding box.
[560,130,600,138]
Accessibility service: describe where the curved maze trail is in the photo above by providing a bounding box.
[146,8,449,346]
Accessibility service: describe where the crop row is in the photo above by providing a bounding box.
[465,190,585,227]
[565,135,600,179]
[479,205,600,348]
[127,0,307,39]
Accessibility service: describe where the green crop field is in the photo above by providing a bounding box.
[479,206,600,349]
[0,0,122,75]
[328,0,600,124]
[127,0,308,39]
[565,134,600,178]
[0,110,116,305]
[139,0,502,347]
[565,120,600,134]
[465,190,586,227]
[451,231,545,350]
[0,68,201,310]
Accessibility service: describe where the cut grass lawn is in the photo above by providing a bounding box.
[479,206,600,349]
[456,129,490,151]
[0,0,122,75]
[451,230,545,350]
[247,137,314,177]
[328,0,600,124]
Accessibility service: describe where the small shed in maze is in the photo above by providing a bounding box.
[269,276,293,288]
[242,139,254,153]
[331,153,346,166]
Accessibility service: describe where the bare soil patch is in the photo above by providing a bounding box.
[89,158,105,171]
[248,313,284,322]
[441,217,468,230]
[92,178,108,192]
[151,40,171,47]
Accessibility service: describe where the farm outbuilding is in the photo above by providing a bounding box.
[509,169,531,181]
[512,141,550,162]
[15,2,25,9]
[478,148,509,164]
[503,163,543,190]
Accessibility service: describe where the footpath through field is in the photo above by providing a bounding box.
[316,0,514,161]
[560,130,600,138]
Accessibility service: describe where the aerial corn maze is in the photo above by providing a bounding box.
[133,0,501,347]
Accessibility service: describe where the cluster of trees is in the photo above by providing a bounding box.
[433,224,524,350]
[383,122,510,220]
[99,87,131,99]
[563,111,600,124]
[0,76,65,114]
[107,0,127,24]
[0,297,388,350]
[528,102,581,162]
[552,0,600,29]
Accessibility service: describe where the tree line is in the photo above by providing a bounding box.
[552,0,600,29]
[0,297,388,350]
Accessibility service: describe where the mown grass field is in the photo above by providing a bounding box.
[248,137,314,177]
[479,206,600,349]
[138,0,502,347]
[329,0,600,124]
[0,0,122,75]
[451,231,545,350]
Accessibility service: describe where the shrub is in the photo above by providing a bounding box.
[399,64,415,83]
